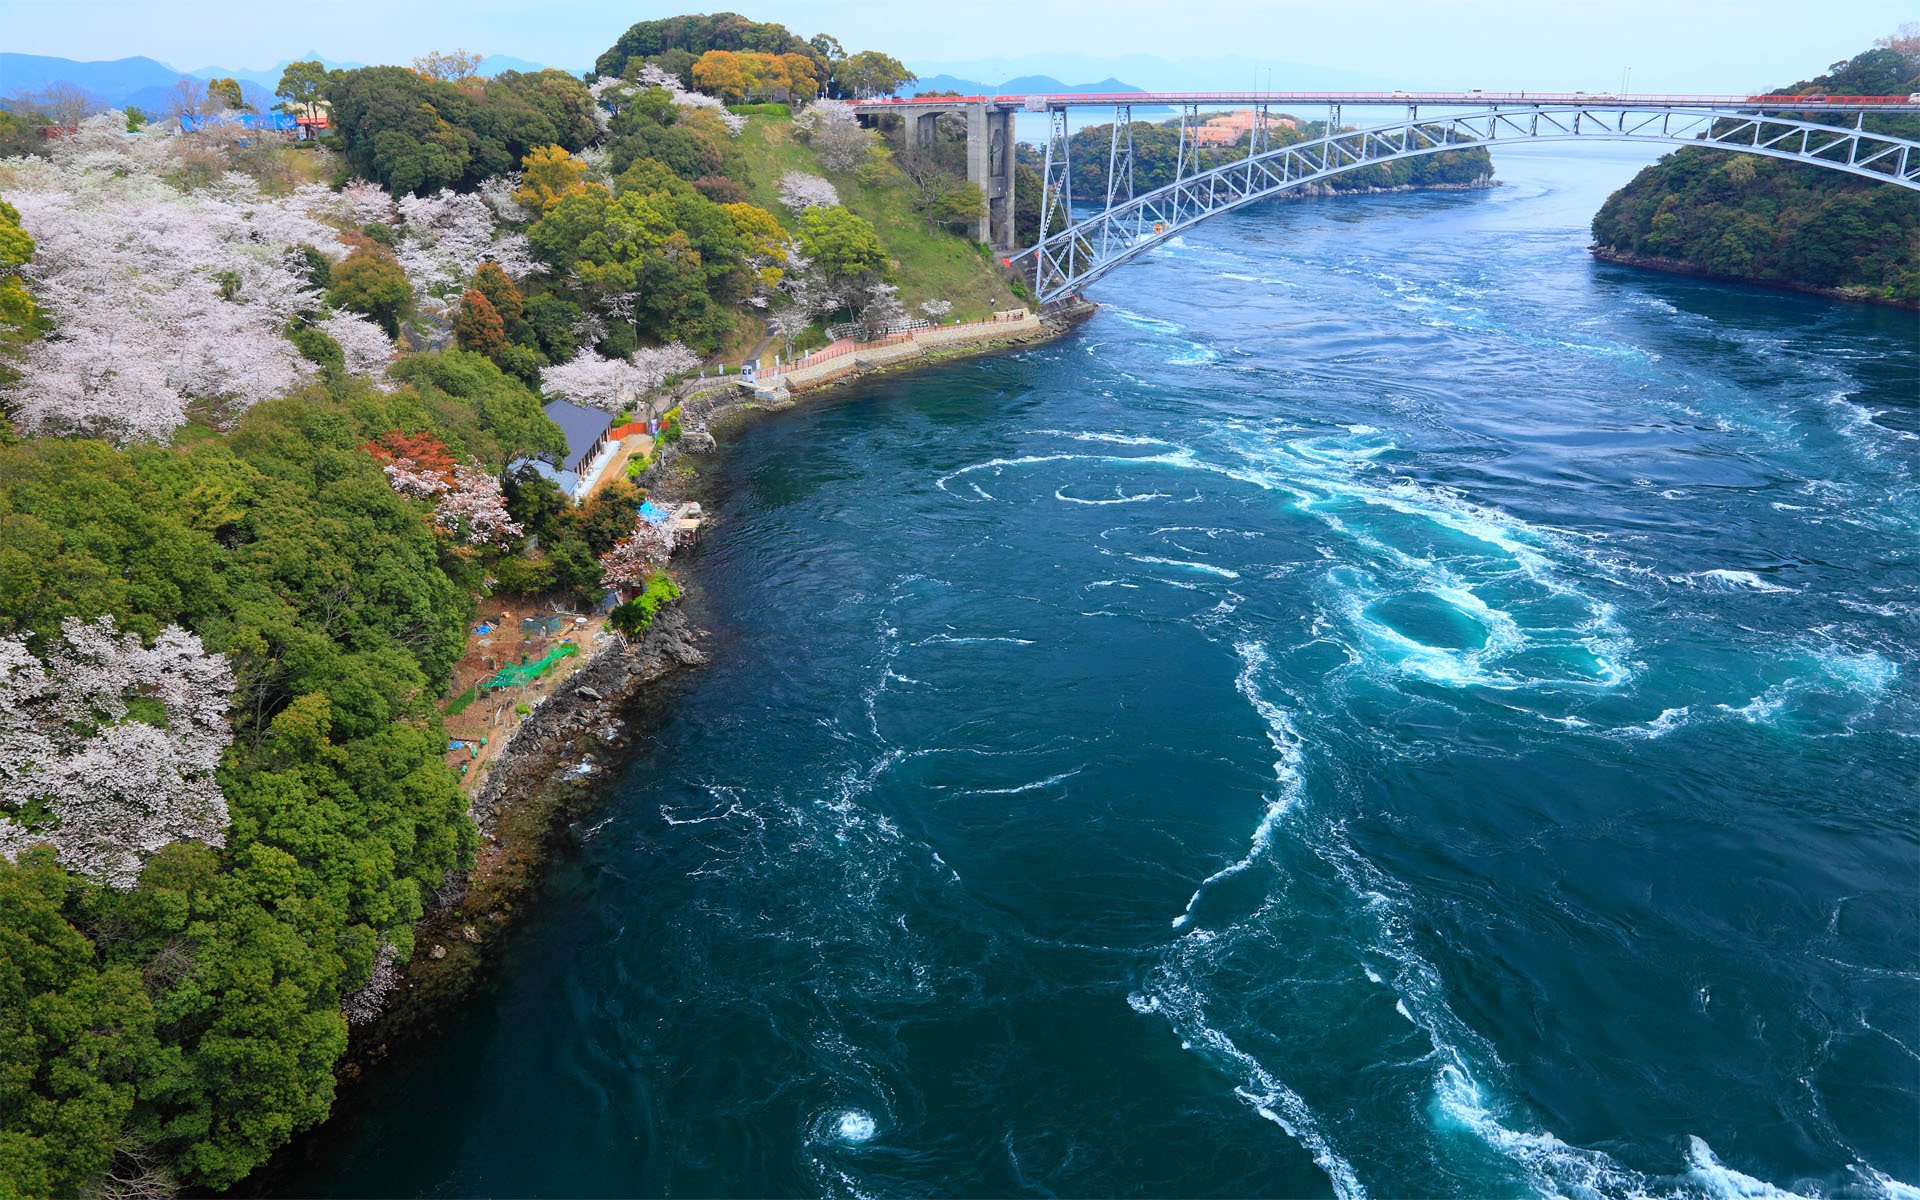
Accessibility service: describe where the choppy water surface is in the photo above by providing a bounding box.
[299,148,1919,1198]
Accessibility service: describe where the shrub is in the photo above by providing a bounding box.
[608,572,682,637]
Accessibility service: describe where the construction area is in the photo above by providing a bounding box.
[441,605,612,789]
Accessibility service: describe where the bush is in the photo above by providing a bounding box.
[608,572,682,636]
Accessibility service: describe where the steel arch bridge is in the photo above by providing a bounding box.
[997,96,1920,305]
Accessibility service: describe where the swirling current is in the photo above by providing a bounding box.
[289,147,1919,1199]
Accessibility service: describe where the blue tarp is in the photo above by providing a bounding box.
[179,112,298,133]
[638,500,671,525]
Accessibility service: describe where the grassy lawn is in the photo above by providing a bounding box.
[734,116,1018,324]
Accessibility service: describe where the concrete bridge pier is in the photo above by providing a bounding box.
[880,101,1017,250]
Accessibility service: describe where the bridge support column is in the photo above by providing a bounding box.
[961,103,1016,250]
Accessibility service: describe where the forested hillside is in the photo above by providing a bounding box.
[1591,33,1920,306]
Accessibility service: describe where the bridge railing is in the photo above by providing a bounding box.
[855,92,1920,111]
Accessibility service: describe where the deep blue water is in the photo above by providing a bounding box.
[293,147,1920,1199]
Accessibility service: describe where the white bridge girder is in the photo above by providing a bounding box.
[1018,103,1920,305]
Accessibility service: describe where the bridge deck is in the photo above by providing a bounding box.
[854,91,1919,113]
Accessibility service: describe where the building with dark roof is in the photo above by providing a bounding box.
[508,400,615,503]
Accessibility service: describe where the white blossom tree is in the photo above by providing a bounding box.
[778,170,840,212]
[393,191,534,296]
[319,310,397,385]
[920,299,953,321]
[0,617,234,889]
[623,66,746,135]
[540,344,699,413]
[435,465,523,547]
[598,521,678,588]
[769,304,815,359]
[793,101,871,171]
[540,350,636,411]
[859,280,908,337]
[629,343,701,394]
[1,133,344,441]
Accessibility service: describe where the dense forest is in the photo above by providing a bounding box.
[1591,34,1920,305]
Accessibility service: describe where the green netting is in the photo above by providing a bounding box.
[481,642,579,690]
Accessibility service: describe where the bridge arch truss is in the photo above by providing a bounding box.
[1018,102,1920,305]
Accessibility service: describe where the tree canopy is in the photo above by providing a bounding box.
[325,66,598,195]
[1591,42,1920,304]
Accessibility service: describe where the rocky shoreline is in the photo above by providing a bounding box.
[1591,245,1919,311]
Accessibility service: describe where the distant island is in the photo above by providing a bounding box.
[1591,33,1920,308]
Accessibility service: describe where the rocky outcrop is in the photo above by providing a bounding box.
[466,607,705,840]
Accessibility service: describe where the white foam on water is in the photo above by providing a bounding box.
[1684,1136,1805,1199]
[913,633,1036,647]
[1609,706,1695,741]
[1127,554,1242,580]
[1434,1064,1660,1198]
[833,1110,877,1144]
[1814,648,1897,695]
[1687,569,1799,594]
[1146,949,1369,1200]
[1030,429,1180,448]
[1171,643,1303,931]
[963,769,1082,797]
[1055,486,1171,505]
[1106,305,1184,335]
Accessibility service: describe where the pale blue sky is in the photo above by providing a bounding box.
[5,0,1913,94]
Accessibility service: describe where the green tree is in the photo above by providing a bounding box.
[833,50,914,99]
[0,851,158,1199]
[205,77,249,112]
[797,205,889,287]
[327,247,412,337]
[275,60,332,122]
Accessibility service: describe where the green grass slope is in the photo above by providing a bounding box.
[734,115,1022,323]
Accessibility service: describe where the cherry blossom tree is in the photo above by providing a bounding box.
[393,191,534,297]
[778,170,840,212]
[793,101,870,171]
[540,344,700,412]
[1,133,346,440]
[630,343,702,394]
[0,617,234,889]
[319,310,396,385]
[435,465,523,547]
[769,303,815,359]
[859,280,908,336]
[624,66,746,135]
[598,521,678,588]
[920,299,952,320]
[539,350,635,411]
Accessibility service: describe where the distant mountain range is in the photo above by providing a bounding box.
[0,52,565,115]
[908,74,1147,98]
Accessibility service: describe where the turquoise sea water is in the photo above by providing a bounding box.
[287,147,1919,1198]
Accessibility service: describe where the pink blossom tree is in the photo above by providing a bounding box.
[435,465,523,547]
[0,617,234,889]
[598,521,677,589]
[320,310,397,385]
[778,171,840,212]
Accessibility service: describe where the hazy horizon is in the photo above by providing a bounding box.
[4,0,1914,95]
